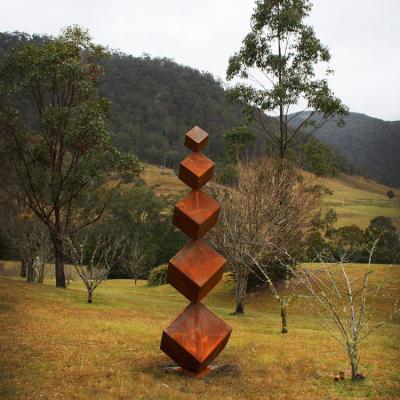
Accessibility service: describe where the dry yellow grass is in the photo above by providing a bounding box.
[142,164,186,195]
[141,164,400,229]
[0,264,399,400]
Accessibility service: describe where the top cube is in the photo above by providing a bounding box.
[184,126,209,152]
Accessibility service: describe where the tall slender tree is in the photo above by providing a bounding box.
[0,26,141,287]
[227,0,348,158]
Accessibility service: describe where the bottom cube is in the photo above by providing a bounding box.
[160,302,232,373]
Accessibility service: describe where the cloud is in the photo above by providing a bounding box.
[1,0,399,120]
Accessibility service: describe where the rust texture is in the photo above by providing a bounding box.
[160,126,232,378]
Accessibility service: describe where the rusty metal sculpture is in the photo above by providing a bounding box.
[160,126,232,378]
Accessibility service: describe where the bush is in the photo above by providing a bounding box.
[147,264,168,286]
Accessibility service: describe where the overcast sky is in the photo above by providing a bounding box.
[2,0,399,120]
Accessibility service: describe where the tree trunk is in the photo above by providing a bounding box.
[349,344,360,381]
[280,303,288,334]
[51,207,66,288]
[88,289,93,304]
[233,270,247,314]
[20,259,26,278]
[51,225,66,289]
[36,264,44,284]
[234,301,245,314]
[26,262,35,282]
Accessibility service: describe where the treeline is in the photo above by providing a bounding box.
[305,213,400,264]
[0,31,358,179]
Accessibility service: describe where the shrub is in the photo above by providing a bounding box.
[147,264,168,286]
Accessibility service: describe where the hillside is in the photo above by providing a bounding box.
[0,32,399,187]
[290,112,400,188]
[142,164,400,229]
[1,269,399,399]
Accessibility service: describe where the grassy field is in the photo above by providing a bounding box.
[142,164,400,229]
[1,265,399,400]
[319,174,400,229]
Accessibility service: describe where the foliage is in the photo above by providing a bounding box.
[294,112,400,187]
[224,121,256,163]
[147,264,168,287]
[226,0,348,158]
[107,183,185,278]
[2,31,397,186]
[0,194,53,282]
[365,216,400,264]
[301,137,338,177]
[0,26,142,287]
[215,162,238,186]
[208,158,324,313]
[305,214,400,264]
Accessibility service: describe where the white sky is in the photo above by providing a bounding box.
[1,0,400,120]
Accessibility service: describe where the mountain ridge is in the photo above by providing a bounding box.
[0,31,399,187]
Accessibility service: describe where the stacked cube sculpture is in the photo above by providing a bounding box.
[160,126,232,378]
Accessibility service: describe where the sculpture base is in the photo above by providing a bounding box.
[164,365,220,379]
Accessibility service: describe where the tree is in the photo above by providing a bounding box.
[301,138,338,177]
[65,224,123,303]
[330,225,366,262]
[365,216,400,264]
[0,195,53,283]
[295,243,399,381]
[119,233,149,284]
[227,0,348,158]
[108,184,185,278]
[208,158,323,314]
[387,190,395,200]
[0,26,141,288]
[224,122,256,163]
[250,258,293,333]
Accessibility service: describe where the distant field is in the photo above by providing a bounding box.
[142,164,185,195]
[1,265,399,400]
[142,164,400,229]
[320,174,400,229]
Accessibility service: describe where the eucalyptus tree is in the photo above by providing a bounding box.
[0,26,141,288]
[227,0,348,158]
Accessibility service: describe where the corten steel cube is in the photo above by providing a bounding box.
[160,302,232,373]
[161,126,232,378]
[172,190,220,239]
[179,152,215,190]
[168,240,227,302]
[184,126,209,152]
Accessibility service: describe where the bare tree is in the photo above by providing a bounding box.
[248,256,294,333]
[119,233,149,285]
[208,158,323,314]
[0,197,53,283]
[65,227,124,303]
[295,242,399,381]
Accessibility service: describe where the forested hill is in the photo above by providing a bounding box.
[0,32,243,167]
[97,53,243,165]
[290,112,400,188]
[1,32,399,187]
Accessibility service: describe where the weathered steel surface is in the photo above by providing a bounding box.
[168,240,227,302]
[172,190,220,239]
[160,302,232,373]
[179,152,215,190]
[184,126,209,152]
[160,126,232,378]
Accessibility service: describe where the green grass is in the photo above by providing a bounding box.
[141,164,400,229]
[1,265,399,400]
[319,174,400,229]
